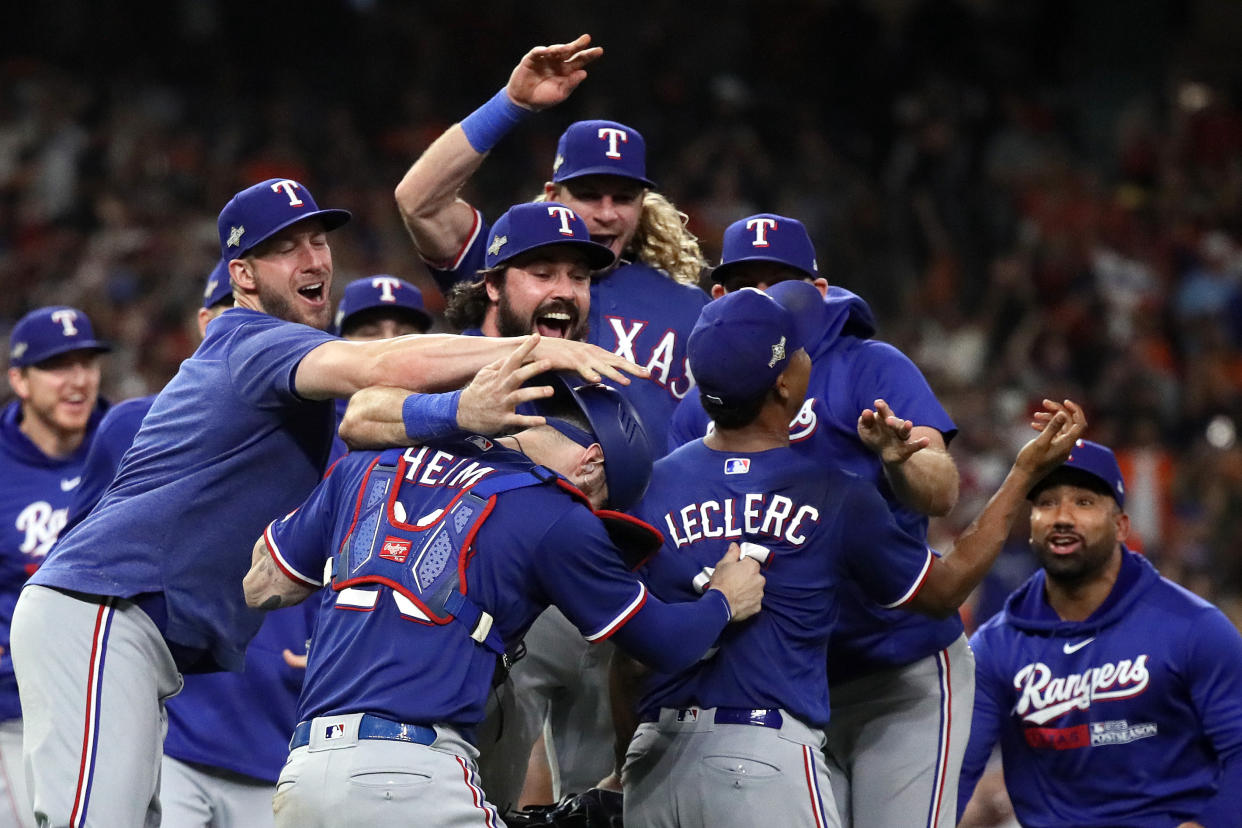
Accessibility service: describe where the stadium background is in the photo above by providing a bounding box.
[5,0,1242,625]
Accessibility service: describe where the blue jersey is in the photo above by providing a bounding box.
[32,308,337,672]
[632,441,934,727]
[67,393,312,782]
[668,287,961,681]
[960,550,1242,827]
[0,398,107,721]
[264,437,732,741]
[432,208,708,453]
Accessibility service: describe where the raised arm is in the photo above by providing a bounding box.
[294,331,645,401]
[858,399,960,516]
[908,400,1086,617]
[394,34,603,263]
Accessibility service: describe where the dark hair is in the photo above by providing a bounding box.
[444,270,502,331]
[700,388,768,430]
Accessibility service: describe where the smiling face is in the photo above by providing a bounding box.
[487,247,592,340]
[546,175,645,261]
[8,350,102,453]
[236,218,333,329]
[1029,482,1128,587]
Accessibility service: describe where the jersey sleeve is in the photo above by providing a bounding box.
[852,341,957,443]
[666,394,711,453]
[262,458,354,588]
[1183,606,1242,826]
[836,480,935,609]
[534,505,731,673]
[957,625,1006,822]
[226,315,338,408]
[425,208,490,293]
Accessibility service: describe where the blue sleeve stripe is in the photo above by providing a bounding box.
[882,547,935,609]
[585,583,648,642]
[263,522,322,588]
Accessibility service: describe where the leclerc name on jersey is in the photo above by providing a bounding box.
[661,493,821,549]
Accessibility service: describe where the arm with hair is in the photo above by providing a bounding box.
[394,35,602,264]
[294,331,644,401]
[858,400,959,517]
[907,401,1085,617]
[243,535,318,611]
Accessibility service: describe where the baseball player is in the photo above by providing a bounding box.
[328,274,436,464]
[395,34,709,455]
[428,200,624,811]
[241,367,767,827]
[622,286,1085,828]
[1,306,110,827]
[667,214,970,828]
[61,263,311,828]
[8,177,644,827]
[958,439,1242,828]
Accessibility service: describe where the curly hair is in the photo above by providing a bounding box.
[444,272,499,331]
[535,189,707,286]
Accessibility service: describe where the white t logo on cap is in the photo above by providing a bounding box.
[371,276,401,303]
[50,309,79,337]
[270,180,305,207]
[547,205,577,236]
[597,127,628,159]
[746,217,777,247]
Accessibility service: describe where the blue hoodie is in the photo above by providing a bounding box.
[0,397,108,720]
[961,549,1242,827]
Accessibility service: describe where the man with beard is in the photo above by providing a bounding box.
[1,306,110,826]
[9,178,643,827]
[445,202,600,342]
[958,440,1242,828]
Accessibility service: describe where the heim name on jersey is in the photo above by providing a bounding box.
[661,492,820,548]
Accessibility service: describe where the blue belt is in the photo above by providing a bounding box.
[289,715,438,750]
[648,707,784,729]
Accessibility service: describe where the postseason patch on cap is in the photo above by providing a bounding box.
[724,458,751,475]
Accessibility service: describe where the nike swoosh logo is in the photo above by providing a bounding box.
[1063,638,1095,655]
[60,477,81,491]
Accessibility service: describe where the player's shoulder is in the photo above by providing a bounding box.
[616,262,708,298]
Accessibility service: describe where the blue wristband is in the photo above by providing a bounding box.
[460,88,531,154]
[402,390,463,442]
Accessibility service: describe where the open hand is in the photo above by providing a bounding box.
[529,335,647,386]
[1017,399,1087,479]
[857,399,931,464]
[457,334,554,434]
[506,34,604,111]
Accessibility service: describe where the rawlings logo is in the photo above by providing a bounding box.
[16,501,68,558]
[1014,656,1151,725]
[379,536,412,563]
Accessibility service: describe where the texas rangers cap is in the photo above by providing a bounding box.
[8,306,111,368]
[484,202,616,271]
[533,372,654,512]
[1029,438,1126,509]
[218,178,351,259]
[688,288,806,407]
[334,275,433,335]
[551,120,656,189]
[711,213,819,284]
[201,259,233,310]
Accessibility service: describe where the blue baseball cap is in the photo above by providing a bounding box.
[202,259,234,310]
[8,306,111,368]
[335,275,432,335]
[551,120,656,189]
[217,178,351,259]
[536,372,654,512]
[688,288,807,407]
[711,213,819,284]
[1030,438,1126,509]
[484,202,616,271]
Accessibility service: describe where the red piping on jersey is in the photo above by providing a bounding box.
[263,526,319,587]
[336,454,385,560]
[593,508,664,570]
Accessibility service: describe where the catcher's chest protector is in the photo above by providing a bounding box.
[331,447,560,657]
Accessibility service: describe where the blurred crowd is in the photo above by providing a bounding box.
[5,0,1242,622]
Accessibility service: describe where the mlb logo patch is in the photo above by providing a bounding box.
[467,435,493,451]
[379,536,412,563]
[676,707,701,722]
[724,458,751,475]
[324,723,346,740]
